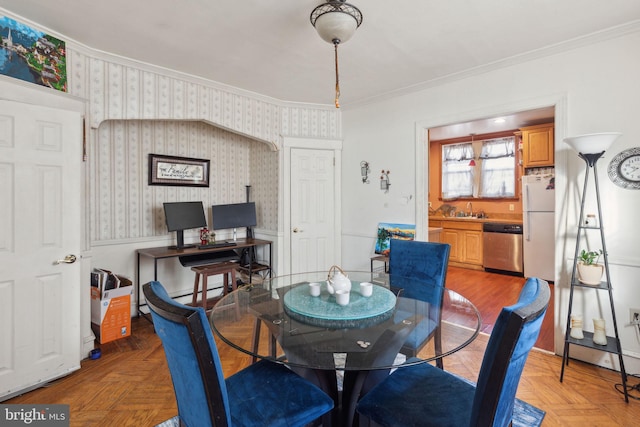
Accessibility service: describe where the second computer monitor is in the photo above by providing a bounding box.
[211,202,257,239]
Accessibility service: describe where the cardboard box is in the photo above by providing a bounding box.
[91,269,133,344]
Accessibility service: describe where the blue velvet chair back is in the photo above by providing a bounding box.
[355,277,550,427]
[144,281,333,427]
[389,239,450,302]
[471,277,550,426]
[389,239,451,364]
[144,281,232,427]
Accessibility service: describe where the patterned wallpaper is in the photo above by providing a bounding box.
[90,120,278,242]
[250,141,279,235]
[64,46,333,244]
[67,48,342,146]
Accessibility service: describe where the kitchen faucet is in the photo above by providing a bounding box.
[466,202,473,217]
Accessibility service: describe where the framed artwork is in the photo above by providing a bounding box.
[0,16,67,92]
[375,223,415,255]
[148,154,210,187]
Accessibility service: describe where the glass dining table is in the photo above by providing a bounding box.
[209,271,481,427]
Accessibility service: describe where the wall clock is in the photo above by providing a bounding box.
[607,147,640,189]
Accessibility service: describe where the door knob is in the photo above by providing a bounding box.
[54,254,77,265]
[293,228,303,233]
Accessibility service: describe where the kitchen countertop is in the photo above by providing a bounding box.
[429,216,523,225]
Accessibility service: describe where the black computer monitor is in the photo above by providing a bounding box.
[163,201,207,249]
[211,202,257,240]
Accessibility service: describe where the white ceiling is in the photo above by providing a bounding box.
[1,1,638,135]
[428,106,555,141]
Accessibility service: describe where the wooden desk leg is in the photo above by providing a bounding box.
[230,271,241,319]
[192,273,200,307]
[223,274,228,295]
[202,275,208,310]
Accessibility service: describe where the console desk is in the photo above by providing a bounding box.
[136,238,272,316]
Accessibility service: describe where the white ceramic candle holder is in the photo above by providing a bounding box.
[570,314,584,340]
[592,318,607,345]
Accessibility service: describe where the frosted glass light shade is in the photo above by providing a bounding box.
[563,132,621,154]
[313,11,359,44]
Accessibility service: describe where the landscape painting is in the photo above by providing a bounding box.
[375,222,416,255]
[0,16,66,91]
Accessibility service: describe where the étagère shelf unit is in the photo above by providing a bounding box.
[559,145,628,402]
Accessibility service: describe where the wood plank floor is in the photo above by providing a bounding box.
[445,266,554,351]
[6,269,639,426]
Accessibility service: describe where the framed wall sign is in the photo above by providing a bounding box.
[148,154,210,187]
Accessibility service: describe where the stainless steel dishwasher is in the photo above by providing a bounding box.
[483,223,524,275]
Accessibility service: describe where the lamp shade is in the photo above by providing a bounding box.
[314,12,358,44]
[563,132,621,154]
[310,1,363,45]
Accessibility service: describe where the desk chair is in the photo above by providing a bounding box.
[357,277,550,427]
[389,239,450,367]
[143,281,333,427]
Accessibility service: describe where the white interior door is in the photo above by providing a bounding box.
[0,100,82,400]
[290,148,336,274]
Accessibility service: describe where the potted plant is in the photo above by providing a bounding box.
[577,249,604,285]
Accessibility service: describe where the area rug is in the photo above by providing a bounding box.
[156,402,544,427]
[155,416,178,427]
[513,398,545,426]
[156,352,545,427]
[457,370,546,426]
[335,352,544,426]
[156,404,544,427]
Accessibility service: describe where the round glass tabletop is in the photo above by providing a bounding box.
[209,271,480,371]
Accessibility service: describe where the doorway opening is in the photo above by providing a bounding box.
[417,101,563,354]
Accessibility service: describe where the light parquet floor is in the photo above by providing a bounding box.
[6,269,640,426]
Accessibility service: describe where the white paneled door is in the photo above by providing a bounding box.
[290,148,336,274]
[0,100,82,400]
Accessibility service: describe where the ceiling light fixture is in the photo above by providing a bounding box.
[310,1,363,108]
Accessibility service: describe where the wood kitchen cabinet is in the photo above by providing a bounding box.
[520,123,554,168]
[429,219,483,270]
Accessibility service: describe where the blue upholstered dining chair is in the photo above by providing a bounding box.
[356,277,550,427]
[142,281,333,427]
[389,239,451,367]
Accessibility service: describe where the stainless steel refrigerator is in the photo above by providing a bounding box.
[522,174,555,282]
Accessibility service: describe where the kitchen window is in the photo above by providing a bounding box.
[442,143,474,199]
[441,136,515,199]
